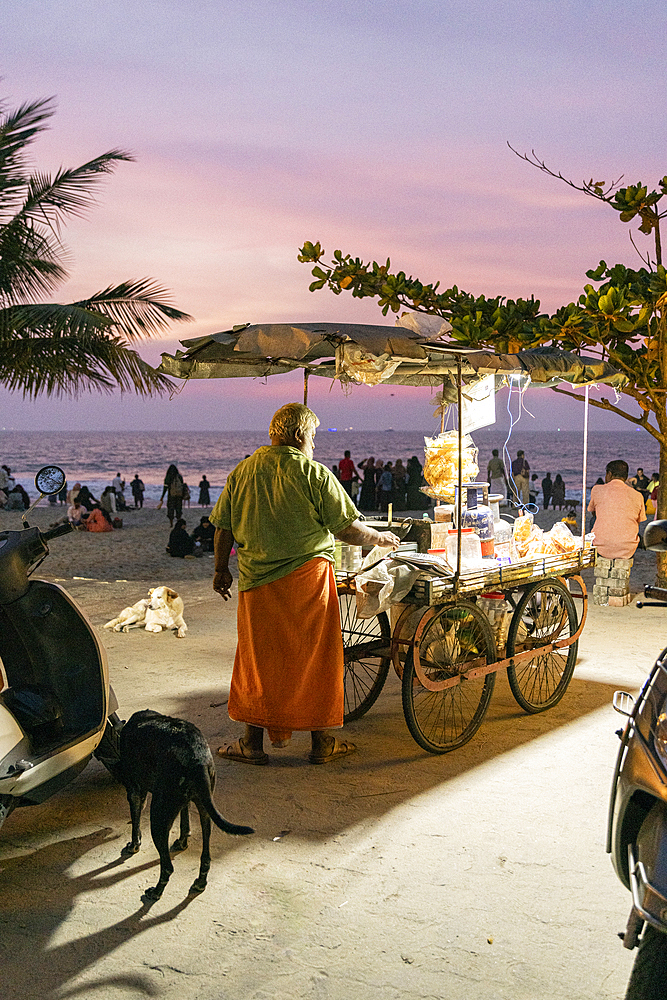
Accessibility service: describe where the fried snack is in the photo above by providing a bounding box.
[512,514,533,557]
[423,431,479,502]
[546,520,579,553]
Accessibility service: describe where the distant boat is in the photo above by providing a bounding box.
[385,428,394,432]
[327,428,337,432]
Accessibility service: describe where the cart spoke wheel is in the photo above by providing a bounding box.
[338,591,390,722]
[402,601,496,754]
[506,578,578,713]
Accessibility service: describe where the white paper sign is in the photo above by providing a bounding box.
[460,374,496,434]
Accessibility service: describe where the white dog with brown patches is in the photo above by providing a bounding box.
[104,587,187,638]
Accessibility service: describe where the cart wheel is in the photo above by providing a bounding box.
[338,591,390,722]
[506,578,578,713]
[402,601,496,754]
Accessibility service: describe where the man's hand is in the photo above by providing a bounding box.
[376,531,401,549]
[213,568,234,600]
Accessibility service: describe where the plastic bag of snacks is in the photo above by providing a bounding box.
[546,520,579,553]
[422,431,479,502]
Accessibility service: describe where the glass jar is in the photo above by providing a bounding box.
[477,592,511,652]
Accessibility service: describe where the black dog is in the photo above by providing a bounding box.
[114,710,254,900]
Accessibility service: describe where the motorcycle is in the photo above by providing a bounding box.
[0,466,121,831]
[608,518,667,999]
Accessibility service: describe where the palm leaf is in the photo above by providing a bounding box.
[0,332,174,398]
[0,219,68,303]
[0,97,55,211]
[71,280,193,338]
[17,151,134,231]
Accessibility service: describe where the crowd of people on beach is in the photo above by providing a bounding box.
[330,451,429,512]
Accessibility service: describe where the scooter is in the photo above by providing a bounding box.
[0,466,121,831]
[608,518,667,999]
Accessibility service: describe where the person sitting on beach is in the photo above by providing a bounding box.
[67,501,86,527]
[588,460,645,559]
[67,482,81,505]
[84,505,113,532]
[100,486,117,516]
[4,485,29,510]
[630,468,650,501]
[167,518,194,558]
[76,485,97,511]
[192,515,216,552]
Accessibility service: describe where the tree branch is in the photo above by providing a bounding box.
[550,386,665,444]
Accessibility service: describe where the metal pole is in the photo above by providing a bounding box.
[456,357,463,583]
[581,384,590,548]
[303,369,309,406]
[440,378,446,434]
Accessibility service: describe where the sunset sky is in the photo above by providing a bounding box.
[2,0,665,431]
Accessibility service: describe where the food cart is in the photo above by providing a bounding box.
[159,320,627,754]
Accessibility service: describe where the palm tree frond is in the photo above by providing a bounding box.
[0,333,174,398]
[0,219,68,303]
[0,97,55,193]
[18,150,134,230]
[72,280,193,339]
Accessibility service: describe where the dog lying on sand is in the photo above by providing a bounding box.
[113,710,254,900]
[103,586,187,638]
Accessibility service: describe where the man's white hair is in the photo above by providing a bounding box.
[269,403,320,441]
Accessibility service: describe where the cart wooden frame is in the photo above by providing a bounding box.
[337,547,593,754]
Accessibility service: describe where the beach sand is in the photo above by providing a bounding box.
[0,501,661,999]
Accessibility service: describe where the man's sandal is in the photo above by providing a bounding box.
[308,738,357,765]
[217,740,269,765]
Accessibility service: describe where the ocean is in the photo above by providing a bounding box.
[0,428,660,507]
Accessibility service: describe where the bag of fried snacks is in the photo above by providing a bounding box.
[546,520,579,553]
[422,431,479,502]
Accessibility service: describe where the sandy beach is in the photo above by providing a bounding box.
[0,501,662,1000]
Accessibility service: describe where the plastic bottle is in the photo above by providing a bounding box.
[445,527,483,573]
[461,487,495,558]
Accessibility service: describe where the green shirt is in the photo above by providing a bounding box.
[209,446,359,591]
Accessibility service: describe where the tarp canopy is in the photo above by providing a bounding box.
[158,321,627,390]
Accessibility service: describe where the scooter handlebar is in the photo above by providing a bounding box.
[40,522,74,542]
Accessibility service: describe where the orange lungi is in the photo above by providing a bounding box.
[228,557,343,735]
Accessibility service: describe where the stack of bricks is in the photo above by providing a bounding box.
[593,556,633,606]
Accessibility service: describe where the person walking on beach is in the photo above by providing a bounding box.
[198,475,211,506]
[588,460,645,559]
[541,472,553,509]
[160,464,185,527]
[511,450,530,505]
[211,402,399,765]
[487,449,507,500]
[131,474,145,508]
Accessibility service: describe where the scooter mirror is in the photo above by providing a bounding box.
[34,465,66,496]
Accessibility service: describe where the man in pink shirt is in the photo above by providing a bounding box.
[588,459,646,559]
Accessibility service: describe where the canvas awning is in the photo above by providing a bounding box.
[158,321,627,390]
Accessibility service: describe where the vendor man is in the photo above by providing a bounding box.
[587,459,646,559]
[211,403,400,765]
